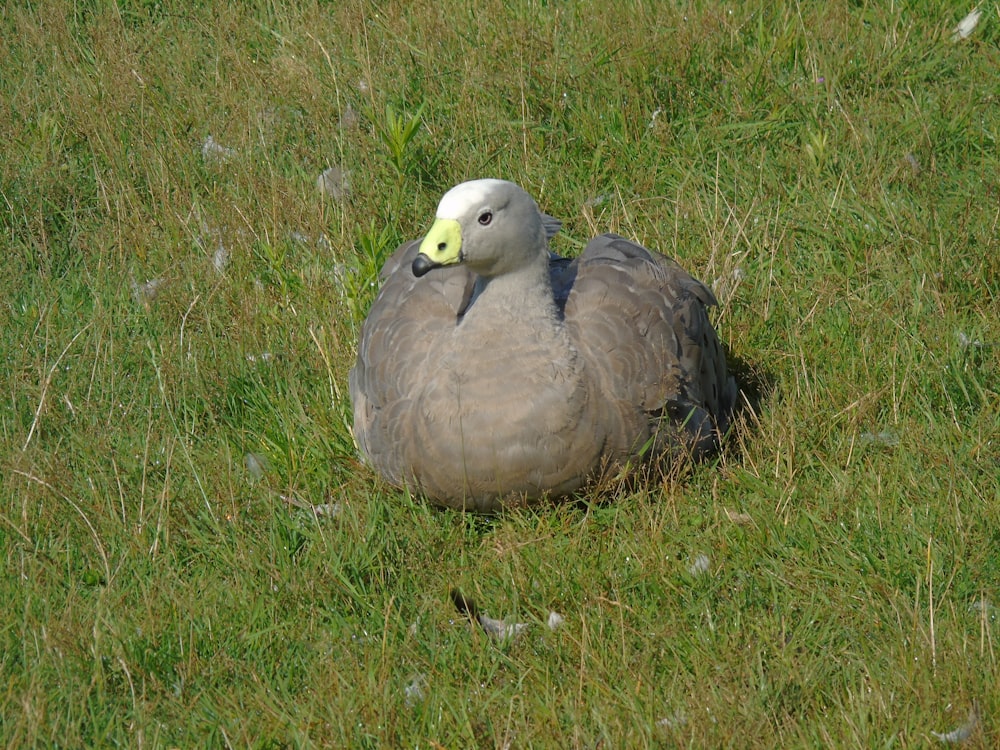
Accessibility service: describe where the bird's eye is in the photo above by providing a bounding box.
[478,211,493,226]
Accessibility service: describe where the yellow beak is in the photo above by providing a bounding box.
[413,218,462,277]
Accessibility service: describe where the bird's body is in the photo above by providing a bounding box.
[350,180,736,511]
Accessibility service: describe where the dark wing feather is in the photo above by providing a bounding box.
[560,234,736,463]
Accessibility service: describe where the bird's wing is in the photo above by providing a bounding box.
[561,233,736,461]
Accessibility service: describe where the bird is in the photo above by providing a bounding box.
[349,179,736,511]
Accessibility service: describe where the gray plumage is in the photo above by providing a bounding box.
[350,180,736,511]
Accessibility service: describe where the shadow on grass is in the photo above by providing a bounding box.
[727,348,775,429]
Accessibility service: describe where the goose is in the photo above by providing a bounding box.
[349,179,736,511]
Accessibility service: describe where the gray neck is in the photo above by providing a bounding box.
[463,255,559,327]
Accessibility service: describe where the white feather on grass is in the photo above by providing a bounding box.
[952,9,982,41]
[201,135,236,162]
[451,589,529,643]
[931,702,979,743]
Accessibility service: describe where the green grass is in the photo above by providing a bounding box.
[2,0,998,746]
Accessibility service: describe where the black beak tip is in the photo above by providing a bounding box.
[412,253,436,278]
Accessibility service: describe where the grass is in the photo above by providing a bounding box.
[1,0,998,746]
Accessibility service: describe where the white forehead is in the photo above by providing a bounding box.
[436,179,510,219]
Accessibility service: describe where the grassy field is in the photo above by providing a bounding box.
[2,0,998,746]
